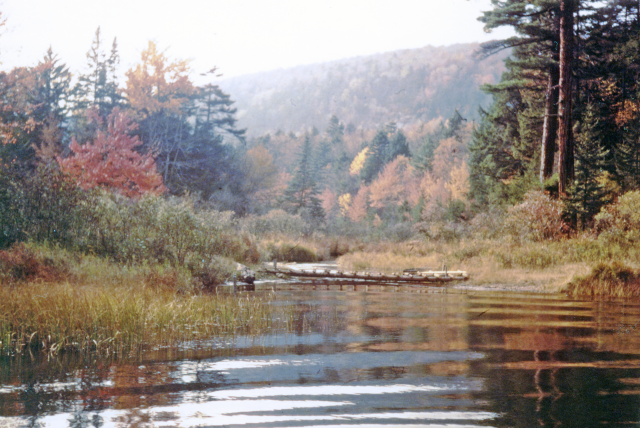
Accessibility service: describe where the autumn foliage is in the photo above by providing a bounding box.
[58,107,165,197]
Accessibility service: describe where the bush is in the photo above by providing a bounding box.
[415,199,471,242]
[493,244,558,269]
[0,243,72,284]
[240,209,310,238]
[263,241,318,262]
[594,190,640,244]
[0,164,90,249]
[81,194,257,266]
[468,208,506,240]
[503,190,568,242]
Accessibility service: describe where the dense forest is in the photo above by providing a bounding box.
[218,43,509,137]
[3,0,640,280]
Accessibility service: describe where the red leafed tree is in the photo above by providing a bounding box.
[58,107,165,197]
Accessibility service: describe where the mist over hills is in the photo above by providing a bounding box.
[218,43,509,137]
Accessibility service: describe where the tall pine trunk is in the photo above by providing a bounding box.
[557,0,576,196]
[540,64,559,182]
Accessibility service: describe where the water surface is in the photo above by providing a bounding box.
[2,283,640,427]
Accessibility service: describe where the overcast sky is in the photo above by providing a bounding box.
[0,0,514,83]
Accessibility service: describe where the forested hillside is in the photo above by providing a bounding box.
[218,43,509,136]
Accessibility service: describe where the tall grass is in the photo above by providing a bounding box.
[0,283,293,357]
[0,244,294,357]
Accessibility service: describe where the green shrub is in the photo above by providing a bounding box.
[595,190,640,244]
[493,245,558,269]
[503,190,568,242]
[0,164,90,249]
[77,194,255,269]
[240,209,310,237]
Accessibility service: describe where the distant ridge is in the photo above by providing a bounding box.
[217,43,509,136]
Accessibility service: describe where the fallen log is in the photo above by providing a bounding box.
[260,263,468,284]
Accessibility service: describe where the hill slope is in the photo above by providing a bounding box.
[218,43,509,136]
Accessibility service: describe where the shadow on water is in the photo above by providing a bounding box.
[2,284,640,427]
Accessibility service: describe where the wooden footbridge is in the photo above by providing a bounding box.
[259,262,468,285]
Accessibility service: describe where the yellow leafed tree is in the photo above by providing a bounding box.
[445,163,470,202]
[243,145,278,194]
[350,147,369,176]
[125,41,194,118]
[338,193,352,217]
[368,155,414,209]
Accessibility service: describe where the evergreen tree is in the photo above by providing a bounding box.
[187,80,247,202]
[360,130,389,183]
[32,47,72,161]
[468,77,533,208]
[35,47,71,122]
[326,114,344,146]
[386,130,410,162]
[479,0,564,183]
[565,104,611,227]
[72,27,122,119]
[283,134,324,221]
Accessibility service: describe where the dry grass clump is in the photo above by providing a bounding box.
[564,262,640,298]
[261,240,319,262]
[337,251,441,273]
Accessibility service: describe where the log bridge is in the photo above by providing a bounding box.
[261,263,468,285]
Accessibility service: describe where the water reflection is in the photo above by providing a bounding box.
[2,286,640,427]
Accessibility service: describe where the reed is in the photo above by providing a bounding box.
[0,244,295,358]
[0,283,294,357]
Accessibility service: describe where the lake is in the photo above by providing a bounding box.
[2,282,640,427]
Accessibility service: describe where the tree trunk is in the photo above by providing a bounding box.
[557,0,576,196]
[540,64,560,183]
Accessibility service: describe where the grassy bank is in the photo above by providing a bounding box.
[333,236,640,295]
[0,244,294,358]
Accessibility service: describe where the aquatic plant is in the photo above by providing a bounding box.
[0,244,295,357]
[0,282,293,357]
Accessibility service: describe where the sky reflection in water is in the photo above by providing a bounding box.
[3,286,640,427]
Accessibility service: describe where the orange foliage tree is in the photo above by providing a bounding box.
[125,41,194,118]
[57,107,165,197]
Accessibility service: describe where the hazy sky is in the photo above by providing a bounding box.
[0,0,514,83]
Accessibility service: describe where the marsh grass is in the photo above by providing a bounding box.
[0,283,292,357]
[0,244,294,358]
[564,262,640,298]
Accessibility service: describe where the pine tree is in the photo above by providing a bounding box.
[386,130,410,162]
[413,110,465,172]
[360,130,389,183]
[283,134,325,222]
[35,47,71,121]
[32,47,72,161]
[468,79,531,208]
[479,0,564,183]
[72,27,122,118]
[565,104,611,227]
